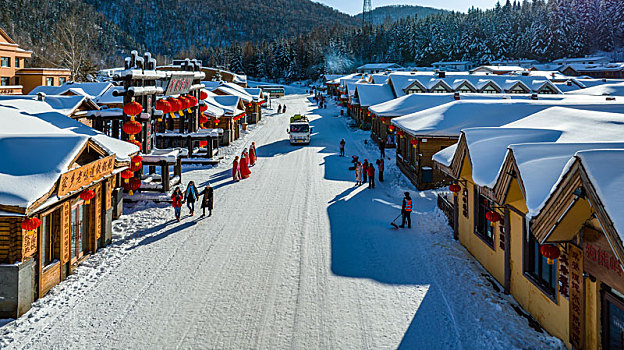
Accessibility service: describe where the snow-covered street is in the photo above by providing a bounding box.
[0,93,562,349]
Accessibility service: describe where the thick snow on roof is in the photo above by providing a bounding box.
[513,142,624,218]
[355,83,395,107]
[95,86,123,105]
[0,94,88,116]
[30,82,113,100]
[0,97,138,163]
[371,74,389,84]
[566,82,624,97]
[357,63,401,70]
[576,149,624,240]
[554,56,611,64]
[213,83,253,103]
[202,81,221,90]
[206,93,243,116]
[432,142,457,167]
[369,93,515,117]
[393,98,624,138]
[0,134,88,208]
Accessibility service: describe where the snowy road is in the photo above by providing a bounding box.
[1,94,562,349]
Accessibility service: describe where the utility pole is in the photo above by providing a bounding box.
[362,0,372,28]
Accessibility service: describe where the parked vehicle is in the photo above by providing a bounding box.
[287,114,311,145]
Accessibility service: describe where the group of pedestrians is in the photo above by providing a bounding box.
[171,181,214,222]
[277,105,287,114]
[233,142,257,182]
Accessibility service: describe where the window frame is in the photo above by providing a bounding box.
[0,77,8,86]
[46,77,54,86]
[14,57,19,68]
[0,56,10,68]
[473,188,495,249]
[523,220,558,302]
[59,77,67,85]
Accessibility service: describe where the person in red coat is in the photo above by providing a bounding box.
[232,156,241,182]
[249,142,257,166]
[171,187,184,222]
[240,152,251,179]
[367,163,375,189]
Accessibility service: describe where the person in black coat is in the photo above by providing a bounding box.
[199,184,214,217]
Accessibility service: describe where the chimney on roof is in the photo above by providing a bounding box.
[36,92,46,101]
[606,96,616,101]
[531,93,538,100]
[454,92,460,101]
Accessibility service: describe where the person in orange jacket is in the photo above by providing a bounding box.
[400,192,412,228]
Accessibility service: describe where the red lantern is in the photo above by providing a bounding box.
[178,96,188,109]
[381,117,387,123]
[124,177,141,196]
[200,140,207,147]
[248,102,253,107]
[156,99,171,114]
[80,190,95,204]
[388,125,395,132]
[21,217,41,235]
[214,118,220,125]
[187,95,198,107]
[410,139,419,148]
[200,90,209,100]
[540,244,560,265]
[397,130,405,137]
[121,169,133,183]
[367,111,371,116]
[130,161,142,172]
[127,139,142,151]
[449,184,461,196]
[123,101,143,117]
[200,115,209,124]
[168,97,181,112]
[486,210,501,226]
[131,155,143,167]
[122,120,142,140]
[200,104,208,113]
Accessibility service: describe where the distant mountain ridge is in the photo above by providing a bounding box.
[355,5,447,25]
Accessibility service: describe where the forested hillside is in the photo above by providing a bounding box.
[355,5,446,25]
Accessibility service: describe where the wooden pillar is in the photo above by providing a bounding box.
[161,160,169,193]
[453,194,459,240]
[187,136,193,157]
[175,158,182,179]
[206,137,213,159]
[503,206,511,294]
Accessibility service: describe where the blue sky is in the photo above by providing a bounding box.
[315,0,502,15]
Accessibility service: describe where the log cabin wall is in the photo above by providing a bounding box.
[396,135,457,190]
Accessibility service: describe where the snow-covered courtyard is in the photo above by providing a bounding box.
[0,93,563,349]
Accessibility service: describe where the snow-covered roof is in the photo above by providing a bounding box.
[371,74,389,85]
[95,86,123,105]
[432,61,472,65]
[204,92,243,117]
[575,149,624,240]
[30,82,114,100]
[563,63,624,73]
[490,59,539,65]
[0,94,90,116]
[566,81,624,97]
[369,93,515,117]
[392,97,624,138]
[212,83,253,103]
[354,83,395,107]
[554,56,611,64]
[357,63,401,70]
[202,81,221,91]
[471,66,527,73]
[243,88,264,102]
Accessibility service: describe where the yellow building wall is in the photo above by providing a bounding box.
[585,279,601,350]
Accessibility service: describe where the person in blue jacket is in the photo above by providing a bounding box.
[184,181,200,216]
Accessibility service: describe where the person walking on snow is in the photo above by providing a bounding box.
[362,159,369,183]
[367,163,375,189]
[380,139,386,158]
[184,181,200,216]
[400,192,412,229]
[283,105,287,114]
[240,152,251,179]
[355,161,363,186]
[249,142,257,166]
[277,105,282,114]
[232,156,241,182]
[199,183,214,217]
[339,139,345,157]
[171,187,184,222]
[376,158,384,182]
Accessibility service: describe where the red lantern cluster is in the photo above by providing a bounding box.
[449,184,461,196]
[21,217,41,235]
[123,101,143,117]
[200,90,209,100]
[121,169,133,183]
[540,244,560,265]
[80,190,95,204]
[486,210,501,226]
[124,177,141,196]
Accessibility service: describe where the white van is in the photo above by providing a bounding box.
[288,115,311,145]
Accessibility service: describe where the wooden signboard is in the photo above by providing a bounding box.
[94,184,102,240]
[21,230,37,259]
[58,155,115,197]
[583,226,624,294]
[61,202,71,264]
[165,74,193,96]
[568,244,585,349]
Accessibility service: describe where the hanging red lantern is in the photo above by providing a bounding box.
[187,95,198,107]
[200,90,209,100]
[367,111,371,116]
[131,155,143,167]
[123,101,143,117]
[121,169,133,183]
[122,120,142,140]
[381,117,387,123]
[130,161,142,172]
[486,210,501,226]
[21,217,41,235]
[540,244,560,265]
[80,190,95,204]
[156,99,171,114]
[397,130,405,137]
[200,104,208,113]
[247,102,253,108]
[388,125,395,132]
[410,139,419,148]
[200,115,209,124]
[178,96,188,116]
[168,97,180,112]
[200,140,207,147]
[127,139,142,151]
[124,177,141,196]
[214,118,220,125]
[449,184,461,196]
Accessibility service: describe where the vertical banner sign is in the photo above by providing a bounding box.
[568,244,584,349]
[95,184,102,240]
[61,202,71,264]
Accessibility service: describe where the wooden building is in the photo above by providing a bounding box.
[433,107,624,349]
[0,97,138,318]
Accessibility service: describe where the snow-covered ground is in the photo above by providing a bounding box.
[0,93,563,349]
